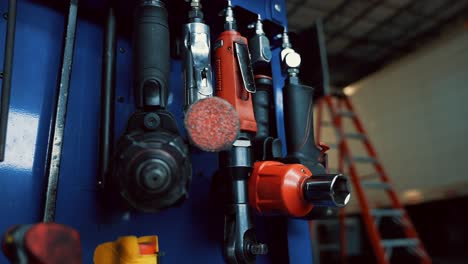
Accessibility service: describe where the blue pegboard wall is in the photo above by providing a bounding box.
[0,0,313,263]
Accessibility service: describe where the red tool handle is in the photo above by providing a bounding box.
[214,30,257,133]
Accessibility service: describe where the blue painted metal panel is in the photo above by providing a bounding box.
[0,0,313,263]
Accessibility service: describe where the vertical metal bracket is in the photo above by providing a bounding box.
[43,0,79,223]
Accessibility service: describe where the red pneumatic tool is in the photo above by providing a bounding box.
[213,2,267,263]
[214,1,257,134]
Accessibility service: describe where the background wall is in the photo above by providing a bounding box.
[319,24,468,213]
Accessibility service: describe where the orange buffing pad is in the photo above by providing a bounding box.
[184,97,240,152]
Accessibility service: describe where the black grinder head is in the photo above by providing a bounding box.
[107,111,192,212]
[110,130,191,212]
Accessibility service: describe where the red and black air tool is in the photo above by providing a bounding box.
[272,30,350,218]
[247,18,350,219]
[213,2,267,263]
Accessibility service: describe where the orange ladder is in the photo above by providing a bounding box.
[315,94,431,264]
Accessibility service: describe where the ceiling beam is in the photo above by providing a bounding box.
[362,0,456,63]
[323,0,352,24]
[326,0,383,43]
[333,0,419,58]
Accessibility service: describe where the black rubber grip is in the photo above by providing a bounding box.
[133,2,170,109]
[253,77,272,140]
[283,81,322,171]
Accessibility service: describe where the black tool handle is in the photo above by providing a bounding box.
[283,80,323,173]
[133,1,170,109]
[253,77,272,140]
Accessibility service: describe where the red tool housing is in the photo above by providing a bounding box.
[249,161,314,217]
[214,30,257,133]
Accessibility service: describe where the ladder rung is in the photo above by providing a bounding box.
[319,244,340,251]
[352,156,377,164]
[336,110,355,117]
[344,132,366,140]
[381,238,419,248]
[371,209,403,218]
[361,181,390,189]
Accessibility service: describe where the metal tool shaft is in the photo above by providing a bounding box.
[43,0,79,222]
[0,0,17,161]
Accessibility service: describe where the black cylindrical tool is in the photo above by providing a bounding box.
[98,5,117,184]
[249,15,281,161]
[133,0,170,109]
[106,0,191,212]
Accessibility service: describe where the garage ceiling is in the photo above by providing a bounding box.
[287,0,468,88]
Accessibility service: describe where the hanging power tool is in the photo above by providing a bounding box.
[273,30,350,218]
[246,19,350,218]
[181,0,213,110]
[2,223,82,264]
[279,30,325,176]
[182,0,240,152]
[248,15,281,161]
[213,2,267,263]
[106,0,192,212]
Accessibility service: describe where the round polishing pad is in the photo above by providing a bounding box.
[184,97,240,152]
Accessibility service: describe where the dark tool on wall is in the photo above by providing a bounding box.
[98,3,117,185]
[0,0,17,161]
[278,30,352,219]
[214,2,267,263]
[280,30,325,177]
[2,223,82,264]
[182,0,240,152]
[247,19,350,219]
[43,0,79,223]
[248,15,280,161]
[105,0,191,212]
